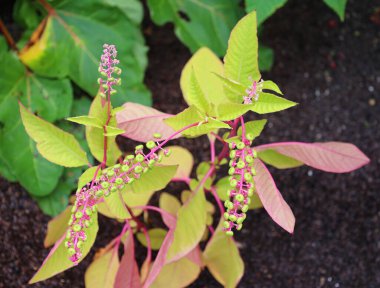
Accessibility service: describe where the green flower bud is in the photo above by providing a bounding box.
[146,141,156,149]
[229,215,237,222]
[229,150,236,158]
[223,221,230,228]
[230,179,238,187]
[75,211,83,219]
[111,186,117,193]
[237,217,245,224]
[153,133,162,139]
[114,164,121,169]
[241,205,249,213]
[68,219,73,226]
[236,224,243,231]
[73,224,81,232]
[248,188,254,197]
[100,71,107,77]
[92,205,97,212]
[251,167,256,176]
[237,161,245,169]
[107,77,115,82]
[84,220,91,228]
[229,160,234,166]
[226,231,234,237]
[225,201,234,210]
[135,145,144,151]
[96,190,104,198]
[235,194,244,202]
[128,178,135,184]
[116,78,122,86]
[107,170,115,177]
[77,240,83,249]
[244,172,252,181]
[64,241,70,248]
[101,182,109,189]
[237,142,245,150]
[102,84,108,90]
[157,155,163,162]
[134,166,143,174]
[121,165,129,172]
[246,155,253,163]
[110,89,117,95]
[66,230,71,239]
[68,247,76,256]
[127,155,135,160]
[165,149,172,157]
[148,159,155,168]
[97,78,102,84]
[224,212,230,220]
[136,154,144,162]
[143,167,149,174]
[115,178,123,185]
[85,208,92,216]
[228,167,235,175]
[99,92,106,98]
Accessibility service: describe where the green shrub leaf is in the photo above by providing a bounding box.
[258,149,304,169]
[20,103,88,167]
[159,192,181,216]
[158,146,194,179]
[137,228,167,250]
[251,93,297,114]
[245,0,288,26]
[237,119,267,139]
[66,116,102,129]
[323,0,347,21]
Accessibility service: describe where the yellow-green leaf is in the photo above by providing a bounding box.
[159,192,181,216]
[86,96,121,166]
[85,248,119,288]
[97,190,129,220]
[251,93,297,114]
[67,116,102,128]
[77,166,99,192]
[167,188,207,262]
[29,213,99,283]
[158,146,194,179]
[237,119,267,139]
[44,206,72,248]
[181,47,226,108]
[258,149,303,169]
[104,126,125,137]
[203,221,244,288]
[213,73,246,103]
[137,228,167,250]
[19,103,88,167]
[224,11,260,91]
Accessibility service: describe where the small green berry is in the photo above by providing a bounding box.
[153,133,162,139]
[165,149,172,157]
[229,160,234,166]
[236,224,243,231]
[111,186,117,193]
[85,208,92,216]
[115,178,123,185]
[84,220,91,228]
[136,154,144,162]
[107,170,115,177]
[73,224,81,232]
[226,231,234,237]
[229,215,237,222]
[68,219,73,226]
[241,205,249,213]
[226,201,234,210]
[101,182,109,189]
[157,155,163,162]
[102,84,108,89]
[237,142,245,150]
[146,141,156,149]
[110,89,117,95]
[75,211,83,219]
[230,179,238,187]
[148,159,155,168]
[247,188,254,197]
[127,155,135,160]
[134,166,143,174]
[229,150,236,158]
[224,212,229,220]
[135,144,144,151]
[229,142,235,149]
[237,161,245,169]
[77,240,83,249]
[121,165,129,172]
[223,221,230,229]
[246,155,253,163]
[71,206,76,213]
[251,167,257,176]
[68,247,76,256]
[228,167,235,175]
[237,217,245,224]
[235,194,244,202]
[66,230,71,239]
[96,190,104,198]
[244,172,252,181]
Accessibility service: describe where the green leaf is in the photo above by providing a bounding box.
[167,187,207,262]
[43,206,72,248]
[212,73,246,103]
[158,146,194,179]
[147,0,243,56]
[262,80,283,95]
[137,228,167,250]
[86,96,121,166]
[29,212,99,283]
[216,103,252,121]
[77,166,99,191]
[35,181,71,216]
[181,48,226,109]
[103,126,125,137]
[19,0,151,105]
[323,0,347,21]
[259,45,274,72]
[67,116,102,128]
[251,93,297,114]
[237,119,267,139]
[13,0,42,29]
[224,11,261,90]
[20,103,88,167]
[98,190,129,219]
[159,192,181,216]
[203,221,244,288]
[85,247,119,288]
[186,67,210,112]
[245,0,288,26]
[258,149,303,169]
[102,0,144,25]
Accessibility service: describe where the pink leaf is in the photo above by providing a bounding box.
[114,230,141,288]
[116,103,179,142]
[254,159,295,233]
[255,142,369,173]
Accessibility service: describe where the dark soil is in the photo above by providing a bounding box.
[1,0,379,287]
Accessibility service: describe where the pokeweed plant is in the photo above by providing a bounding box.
[23,11,368,288]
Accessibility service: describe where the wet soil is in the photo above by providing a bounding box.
[1,0,379,287]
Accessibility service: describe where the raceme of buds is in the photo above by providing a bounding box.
[243,78,264,104]
[223,134,258,236]
[97,44,122,99]
[65,140,171,263]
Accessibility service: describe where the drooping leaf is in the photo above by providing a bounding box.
[20,103,88,167]
[86,96,121,166]
[137,228,167,250]
[158,146,193,179]
[116,102,176,142]
[253,159,295,233]
[159,192,181,216]
[44,206,72,248]
[150,255,200,288]
[245,0,288,26]
[67,116,103,129]
[237,119,267,139]
[224,11,261,89]
[147,0,243,56]
[255,142,370,172]
[19,0,151,105]
[258,149,303,169]
[29,212,99,283]
[85,247,120,288]
[115,231,141,288]
[203,221,244,288]
[181,48,226,109]
[323,0,347,21]
[166,187,207,262]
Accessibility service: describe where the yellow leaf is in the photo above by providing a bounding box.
[44,206,72,248]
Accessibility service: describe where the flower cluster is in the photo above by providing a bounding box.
[66,136,170,263]
[98,44,122,99]
[244,78,264,104]
[223,134,257,236]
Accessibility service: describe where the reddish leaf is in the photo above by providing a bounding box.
[116,103,178,142]
[254,160,295,233]
[114,231,141,288]
[256,142,369,173]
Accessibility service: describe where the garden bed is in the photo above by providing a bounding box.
[0,0,379,287]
